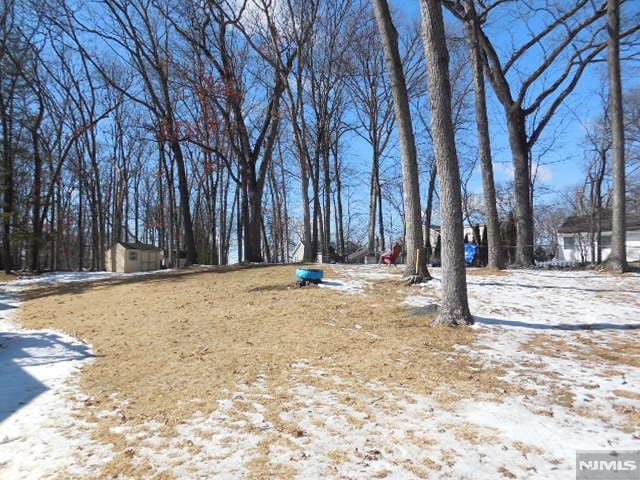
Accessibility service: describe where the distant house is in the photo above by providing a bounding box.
[105,242,163,273]
[557,211,640,263]
[291,242,305,263]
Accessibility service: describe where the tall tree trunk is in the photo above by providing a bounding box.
[311,151,322,259]
[606,0,627,272]
[279,149,291,262]
[372,0,428,279]
[55,182,63,270]
[595,152,606,264]
[78,159,84,271]
[376,171,385,252]
[168,141,197,266]
[367,149,379,255]
[420,0,472,325]
[464,2,503,269]
[322,148,331,256]
[244,173,264,263]
[424,163,437,263]
[219,168,229,265]
[506,106,534,266]
[134,175,140,242]
[162,145,176,267]
[236,171,243,263]
[31,122,43,272]
[2,135,13,274]
[89,187,100,270]
[333,141,345,257]
[300,163,312,261]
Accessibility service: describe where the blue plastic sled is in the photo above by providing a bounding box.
[296,268,324,283]
[464,243,478,264]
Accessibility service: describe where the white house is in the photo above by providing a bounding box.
[556,211,640,263]
[290,242,305,263]
[291,241,366,263]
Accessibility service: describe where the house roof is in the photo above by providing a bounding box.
[116,241,162,251]
[558,210,640,234]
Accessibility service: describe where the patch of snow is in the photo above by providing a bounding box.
[318,278,367,295]
[323,265,640,477]
[0,289,113,479]
[2,268,174,293]
[318,264,400,295]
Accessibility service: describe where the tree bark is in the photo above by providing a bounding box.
[606,0,627,272]
[372,0,428,279]
[30,94,45,271]
[464,1,503,269]
[420,0,472,325]
[168,140,197,266]
[367,149,379,255]
[506,106,535,266]
[333,141,345,257]
[424,163,437,263]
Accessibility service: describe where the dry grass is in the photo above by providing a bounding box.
[522,335,640,369]
[498,466,517,478]
[0,271,17,282]
[613,389,640,401]
[613,404,640,433]
[17,264,514,478]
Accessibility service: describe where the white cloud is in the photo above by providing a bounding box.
[493,162,514,180]
[534,164,553,183]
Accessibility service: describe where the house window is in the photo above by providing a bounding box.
[128,251,138,261]
[563,236,575,250]
[600,235,611,249]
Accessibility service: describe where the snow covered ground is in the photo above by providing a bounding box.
[1,266,639,479]
[324,265,640,477]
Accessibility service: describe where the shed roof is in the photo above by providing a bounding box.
[558,210,640,234]
[114,241,162,251]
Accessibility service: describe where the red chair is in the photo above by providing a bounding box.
[380,243,402,265]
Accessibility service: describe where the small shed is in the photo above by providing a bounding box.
[105,242,163,273]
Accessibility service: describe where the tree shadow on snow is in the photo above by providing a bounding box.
[0,302,17,311]
[0,331,93,423]
[319,280,344,286]
[474,316,640,331]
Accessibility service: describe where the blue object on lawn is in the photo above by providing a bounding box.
[464,243,478,264]
[296,268,324,282]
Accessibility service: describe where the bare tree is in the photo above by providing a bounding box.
[420,0,472,325]
[371,0,428,280]
[606,0,627,272]
[462,0,502,269]
[445,0,640,266]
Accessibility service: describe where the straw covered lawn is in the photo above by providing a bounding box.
[16,265,508,477]
[8,264,640,479]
